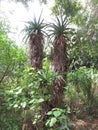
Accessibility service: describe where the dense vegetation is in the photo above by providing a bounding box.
[0,0,98,130]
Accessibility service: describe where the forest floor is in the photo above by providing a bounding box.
[69,110,98,130]
[67,95,98,129]
[71,118,98,130]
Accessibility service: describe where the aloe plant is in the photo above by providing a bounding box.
[22,13,47,129]
[23,13,46,70]
[49,16,71,107]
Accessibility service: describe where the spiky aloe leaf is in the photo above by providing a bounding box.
[22,12,47,43]
[48,16,72,40]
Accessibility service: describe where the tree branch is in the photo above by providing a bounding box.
[0,65,10,84]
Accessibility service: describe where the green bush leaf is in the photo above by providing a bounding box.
[13,104,18,108]
[49,117,57,127]
[47,111,52,115]
[38,98,44,103]
[21,102,26,108]
[53,110,62,117]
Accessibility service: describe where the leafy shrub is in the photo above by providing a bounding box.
[46,108,70,130]
[4,59,57,129]
[66,67,98,113]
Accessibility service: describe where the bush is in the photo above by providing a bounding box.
[66,67,98,114]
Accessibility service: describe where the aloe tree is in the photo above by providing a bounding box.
[23,14,46,70]
[23,15,46,130]
[49,16,71,108]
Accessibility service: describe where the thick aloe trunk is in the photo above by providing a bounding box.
[50,35,67,107]
[29,33,43,70]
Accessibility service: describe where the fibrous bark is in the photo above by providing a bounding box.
[50,35,67,108]
[29,33,43,70]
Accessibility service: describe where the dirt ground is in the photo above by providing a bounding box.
[70,117,98,130]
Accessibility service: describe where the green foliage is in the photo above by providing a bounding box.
[0,18,27,129]
[51,0,82,19]
[6,61,55,110]
[4,58,56,129]
[68,11,98,70]
[67,67,98,111]
[68,40,98,70]
[77,2,98,69]
[46,108,70,130]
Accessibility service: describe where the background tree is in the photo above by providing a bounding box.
[0,18,27,129]
[67,0,98,70]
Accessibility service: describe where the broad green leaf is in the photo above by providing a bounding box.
[53,110,62,117]
[13,104,18,108]
[21,102,26,108]
[49,117,57,127]
[29,99,35,104]
[15,88,22,94]
[47,111,52,115]
[38,98,44,103]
